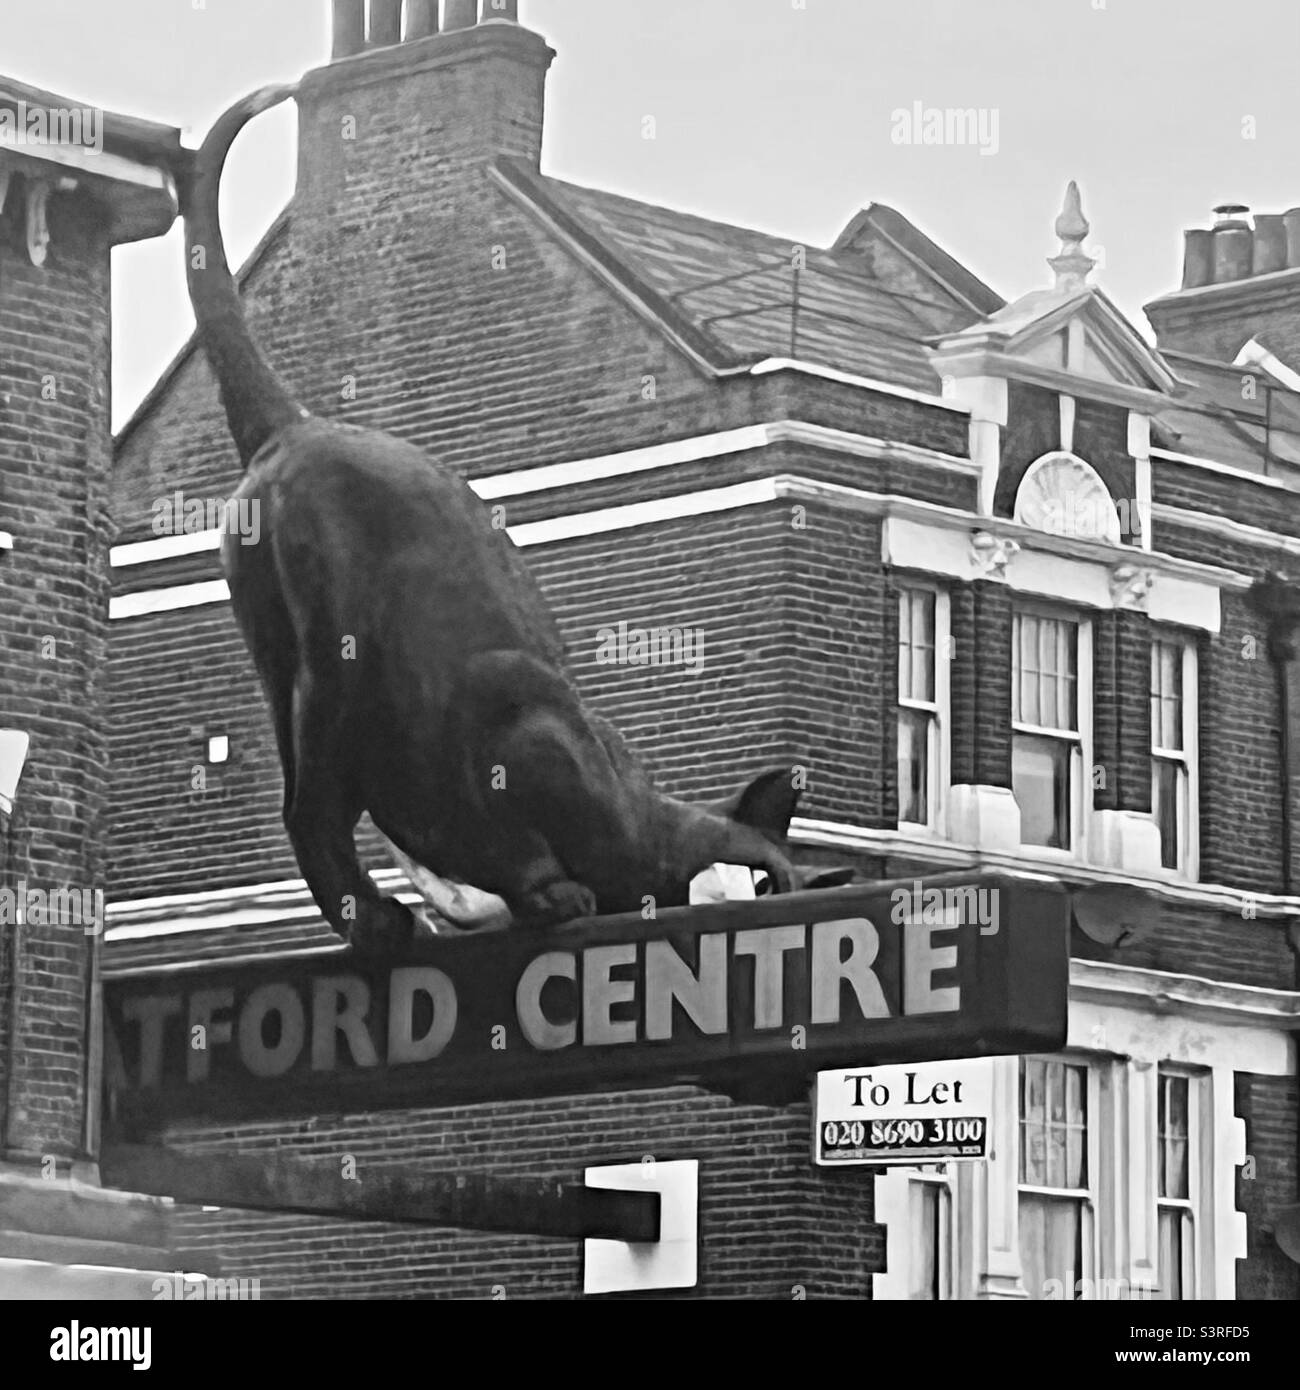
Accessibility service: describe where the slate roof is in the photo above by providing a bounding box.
[505,161,984,391]
[1155,350,1300,479]
[505,166,1300,481]
[112,152,1300,488]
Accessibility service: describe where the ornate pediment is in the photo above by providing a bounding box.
[927,183,1181,403]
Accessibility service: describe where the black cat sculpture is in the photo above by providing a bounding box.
[175,86,801,956]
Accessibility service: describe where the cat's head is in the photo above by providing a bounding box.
[709,767,802,844]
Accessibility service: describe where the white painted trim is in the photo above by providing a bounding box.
[109,422,977,570]
[103,834,1300,945]
[474,425,773,500]
[941,376,1005,515]
[507,478,780,547]
[747,357,966,413]
[765,421,975,473]
[108,478,1251,623]
[873,987,1294,1301]
[1059,394,1076,453]
[1151,502,1300,558]
[1065,995,1293,1300]
[1070,959,1300,1030]
[1150,447,1292,492]
[109,579,230,619]
[112,529,222,567]
[0,130,173,192]
[1234,337,1300,393]
[787,815,1300,919]
[835,482,1248,590]
[882,513,1227,633]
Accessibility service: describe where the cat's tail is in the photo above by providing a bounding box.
[175,84,307,468]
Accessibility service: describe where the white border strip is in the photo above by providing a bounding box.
[110,420,976,569]
[1152,502,1300,557]
[113,529,222,567]
[1151,446,1291,491]
[110,579,230,619]
[110,476,1254,618]
[475,424,772,500]
[1234,337,1300,393]
[1070,958,1300,1029]
[0,128,172,191]
[508,478,779,547]
[748,357,967,414]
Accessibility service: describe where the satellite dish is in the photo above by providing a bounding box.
[1071,883,1159,948]
[1275,1205,1300,1264]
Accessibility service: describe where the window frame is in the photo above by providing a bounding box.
[1016,1054,1102,1299]
[1011,605,1093,859]
[896,583,951,836]
[1150,635,1199,881]
[1155,1065,1202,1301]
[908,1169,953,1300]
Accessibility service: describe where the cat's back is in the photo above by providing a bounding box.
[255,417,567,665]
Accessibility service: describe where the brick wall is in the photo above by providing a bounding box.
[1092,610,1152,813]
[160,1089,882,1299]
[1234,1073,1300,1300]
[1148,284,1300,368]
[949,581,1013,789]
[0,191,112,1160]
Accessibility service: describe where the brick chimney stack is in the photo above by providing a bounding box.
[289,0,553,416]
[1146,202,1300,364]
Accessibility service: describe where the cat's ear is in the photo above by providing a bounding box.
[712,768,800,840]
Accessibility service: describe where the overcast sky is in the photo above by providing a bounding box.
[7,0,1300,431]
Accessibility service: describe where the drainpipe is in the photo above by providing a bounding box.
[1248,572,1300,1251]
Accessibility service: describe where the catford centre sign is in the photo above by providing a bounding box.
[104,873,1067,1133]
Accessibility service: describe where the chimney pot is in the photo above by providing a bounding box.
[1213,201,1251,229]
[406,0,439,37]
[444,0,479,28]
[369,0,402,46]
[1213,224,1253,283]
[1253,213,1287,275]
[331,0,365,59]
[1285,209,1300,269]
[1181,228,1213,289]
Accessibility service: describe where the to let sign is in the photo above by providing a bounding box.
[103,872,1068,1134]
[814,1058,995,1165]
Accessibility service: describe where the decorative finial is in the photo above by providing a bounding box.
[1049,180,1096,293]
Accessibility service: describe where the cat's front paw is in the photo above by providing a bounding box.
[757,854,796,896]
[347,897,417,959]
[517,879,597,927]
